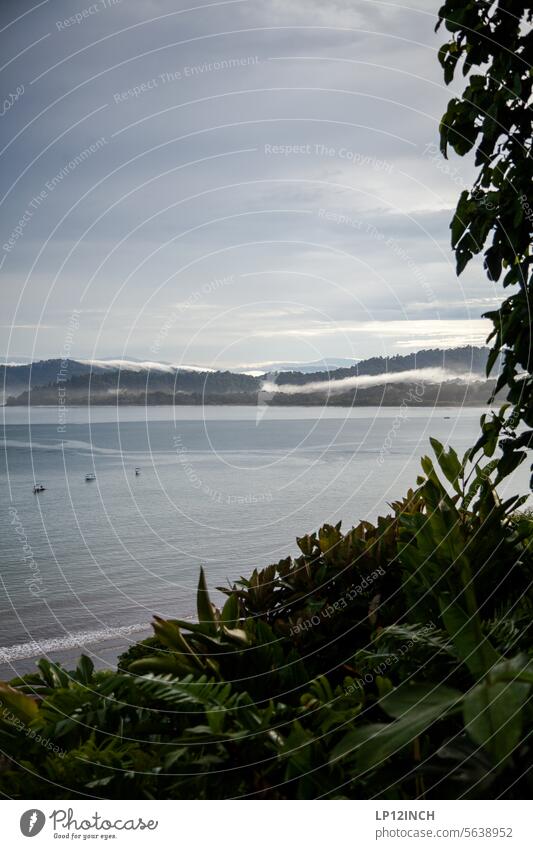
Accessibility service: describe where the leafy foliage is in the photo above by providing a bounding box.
[1,446,531,799]
[437,1,533,482]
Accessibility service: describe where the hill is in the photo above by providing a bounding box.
[3,346,498,407]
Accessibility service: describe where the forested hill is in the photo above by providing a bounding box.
[275,346,493,385]
[3,346,497,406]
[1,358,98,400]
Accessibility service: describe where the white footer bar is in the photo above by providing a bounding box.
[2,800,531,848]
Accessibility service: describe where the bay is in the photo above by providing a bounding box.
[0,405,528,675]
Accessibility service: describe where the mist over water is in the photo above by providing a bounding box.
[1,405,529,669]
[260,367,483,395]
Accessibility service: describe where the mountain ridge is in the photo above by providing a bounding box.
[2,346,499,407]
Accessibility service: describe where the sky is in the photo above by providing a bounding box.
[1,0,499,369]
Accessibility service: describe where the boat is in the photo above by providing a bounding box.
[33,483,46,493]
[85,473,96,482]
[135,467,141,476]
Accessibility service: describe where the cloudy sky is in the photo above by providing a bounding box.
[1,0,498,368]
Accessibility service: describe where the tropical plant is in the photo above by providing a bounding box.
[437,0,533,482]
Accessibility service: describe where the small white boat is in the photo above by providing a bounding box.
[135,467,141,476]
[33,483,46,493]
[85,473,96,482]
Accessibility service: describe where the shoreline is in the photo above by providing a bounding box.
[0,628,153,681]
[3,398,495,408]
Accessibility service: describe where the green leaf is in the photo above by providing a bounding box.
[439,598,500,680]
[430,438,462,492]
[130,654,198,676]
[380,682,463,720]
[197,567,217,635]
[37,659,70,689]
[220,626,249,646]
[331,684,461,770]
[152,616,204,670]
[490,655,533,687]
[75,655,94,685]
[463,679,530,764]
[495,450,526,484]
[220,594,239,628]
[462,459,498,509]
[0,682,39,725]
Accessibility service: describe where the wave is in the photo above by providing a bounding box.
[0,439,126,456]
[0,623,152,662]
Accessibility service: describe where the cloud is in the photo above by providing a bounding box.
[0,0,487,364]
[407,297,502,311]
[78,358,215,373]
[246,0,391,28]
[262,367,484,395]
[254,319,491,344]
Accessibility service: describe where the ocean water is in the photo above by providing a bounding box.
[1,405,529,670]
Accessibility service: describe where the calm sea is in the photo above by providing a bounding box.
[1,405,529,673]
